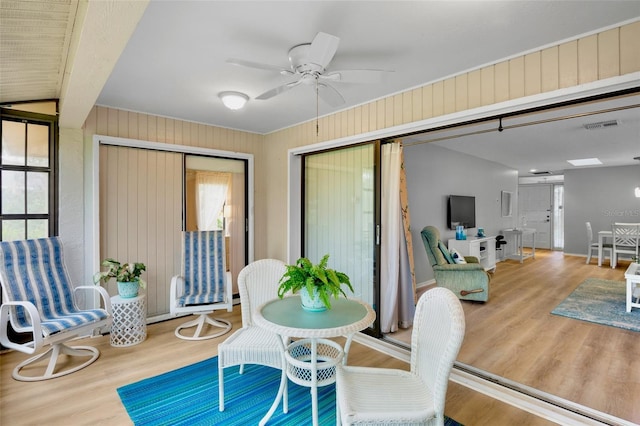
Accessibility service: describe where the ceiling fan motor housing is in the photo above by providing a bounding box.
[288,43,325,76]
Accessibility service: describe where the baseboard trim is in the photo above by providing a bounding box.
[353,333,633,426]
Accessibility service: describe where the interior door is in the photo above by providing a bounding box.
[518,184,552,249]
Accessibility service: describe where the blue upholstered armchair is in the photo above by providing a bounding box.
[421,226,490,302]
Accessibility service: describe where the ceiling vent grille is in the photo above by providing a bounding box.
[583,119,618,130]
[531,171,553,175]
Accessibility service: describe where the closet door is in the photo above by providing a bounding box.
[303,142,380,336]
[99,145,182,318]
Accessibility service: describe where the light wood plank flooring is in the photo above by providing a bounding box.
[386,250,640,424]
[1,251,638,425]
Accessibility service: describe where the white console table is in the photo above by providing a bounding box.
[448,235,496,272]
[501,228,536,263]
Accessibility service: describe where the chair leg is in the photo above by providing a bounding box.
[218,364,225,411]
[259,367,289,426]
[12,343,100,382]
[175,314,232,340]
[586,248,592,264]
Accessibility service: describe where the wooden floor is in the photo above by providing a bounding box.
[1,251,638,425]
[387,250,640,424]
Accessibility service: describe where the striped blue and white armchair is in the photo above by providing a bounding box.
[170,231,233,340]
[0,237,112,381]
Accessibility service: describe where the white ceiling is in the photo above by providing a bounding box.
[1,1,639,177]
[404,92,640,177]
[96,1,640,134]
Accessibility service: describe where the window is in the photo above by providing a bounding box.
[0,107,57,241]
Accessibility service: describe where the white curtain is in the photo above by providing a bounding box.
[195,171,230,231]
[380,143,402,333]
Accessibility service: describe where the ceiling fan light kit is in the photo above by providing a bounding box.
[219,91,249,110]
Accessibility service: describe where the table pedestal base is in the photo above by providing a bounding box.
[285,339,343,426]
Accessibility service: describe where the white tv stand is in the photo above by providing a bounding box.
[448,236,497,272]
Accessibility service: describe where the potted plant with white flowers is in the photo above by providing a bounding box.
[94,258,146,298]
[277,254,353,311]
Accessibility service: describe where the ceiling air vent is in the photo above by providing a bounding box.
[531,171,552,175]
[583,119,618,130]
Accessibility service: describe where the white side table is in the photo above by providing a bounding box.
[624,263,640,313]
[110,294,147,347]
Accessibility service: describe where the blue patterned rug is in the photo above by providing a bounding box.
[552,278,640,332]
[118,356,463,425]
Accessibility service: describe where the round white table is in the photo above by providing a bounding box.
[254,296,375,426]
[110,294,147,347]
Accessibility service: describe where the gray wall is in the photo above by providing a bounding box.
[404,143,518,285]
[564,164,640,256]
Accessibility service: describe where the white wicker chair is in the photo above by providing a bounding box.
[586,221,611,265]
[0,238,112,381]
[170,231,233,340]
[218,259,289,416]
[335,287,465,426]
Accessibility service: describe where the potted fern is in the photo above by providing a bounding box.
[94,258,146,298]
[277,254,354,311]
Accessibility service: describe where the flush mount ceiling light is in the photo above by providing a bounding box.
[219,91,248,110]
[567,158,602,167]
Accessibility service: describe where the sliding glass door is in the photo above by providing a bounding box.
[184,155,248,293]
[303,142,380,335]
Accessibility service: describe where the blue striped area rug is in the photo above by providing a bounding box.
[118,356,463,425]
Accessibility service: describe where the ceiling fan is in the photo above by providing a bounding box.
[227,32,391,107]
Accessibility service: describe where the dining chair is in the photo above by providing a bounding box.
[611,223,640,269]
[218,259,289,414]
[586,221,612,265]
[0,238,112,381]
[169,230,233,340]
[335,287,465,426]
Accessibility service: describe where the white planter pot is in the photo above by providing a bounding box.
[299,286,327,312]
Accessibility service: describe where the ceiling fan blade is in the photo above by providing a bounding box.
[317,82,345,107]
[227,58,294,76]
[308,32,340,69]
[322,69,392,84]
[256,80,302,100]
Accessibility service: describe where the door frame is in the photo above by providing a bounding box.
[91,134,254,317]
[517,183,553,249]
[286,75,635,338]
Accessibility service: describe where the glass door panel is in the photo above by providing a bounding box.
[303,143,378,333]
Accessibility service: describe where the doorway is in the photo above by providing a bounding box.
[518,183,564,250]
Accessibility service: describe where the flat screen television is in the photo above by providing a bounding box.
[448,195,476,230]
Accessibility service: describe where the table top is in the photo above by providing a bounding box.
[502,228,536,234]
[111,294,145,304]
[254,296,376,339]
[624,262,640,279]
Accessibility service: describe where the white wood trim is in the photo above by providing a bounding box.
[288,73,639,156]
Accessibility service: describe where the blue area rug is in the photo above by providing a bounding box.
[552,278,640,332]
[118,356,463,425]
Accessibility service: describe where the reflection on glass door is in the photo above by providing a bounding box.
[185,155,247,292]
[303,143,378,333]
